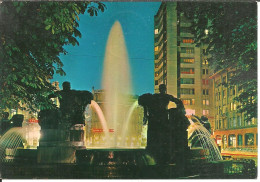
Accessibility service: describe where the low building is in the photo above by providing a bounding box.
[210,68,257,160]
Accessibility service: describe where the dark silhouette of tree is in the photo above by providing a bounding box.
[178,2,257,121]
[0,1,105,112]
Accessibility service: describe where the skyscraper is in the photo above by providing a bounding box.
[154,2,214,121]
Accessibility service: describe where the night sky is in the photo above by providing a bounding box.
[52,2,161,95]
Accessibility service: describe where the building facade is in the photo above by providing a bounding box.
[210,69,257,158]
[154,2,214,122]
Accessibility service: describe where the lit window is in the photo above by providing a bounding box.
[181,58,195,63]
[154,29,159,34]
[182,99,195,105]
[216,135,222,145]
[181,47,194,53]
[202,110,209,115]
[182,38,194,43]
[202,59,209,65]
[186,48,194,53]
[185,109,195,116]
[203,99,209,105]
[228,134,236,147]
[180,68,195,74]
[252,118,256,125]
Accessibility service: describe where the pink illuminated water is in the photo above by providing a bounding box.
[90,100,109,137]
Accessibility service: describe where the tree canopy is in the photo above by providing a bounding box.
[178,2,257,121]
[0,1,105,112]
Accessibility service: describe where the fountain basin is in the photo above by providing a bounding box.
[76,149,155,166]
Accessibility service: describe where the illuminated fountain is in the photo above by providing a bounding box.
[84,21,145,149]
[0,119,40,162]
[0,128,24,162]
[0,20,256,179]
[188,116,222,161]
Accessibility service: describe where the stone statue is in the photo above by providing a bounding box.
[40,81,93,129]
[138,84,189,165]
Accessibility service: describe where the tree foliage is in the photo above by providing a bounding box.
[0,1,105,112]
[178,2,257,121]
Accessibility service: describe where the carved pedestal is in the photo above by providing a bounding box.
[37,127,85,164]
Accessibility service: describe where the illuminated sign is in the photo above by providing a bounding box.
[28,118,39,123]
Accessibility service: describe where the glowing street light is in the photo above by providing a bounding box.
[205,29,209,35]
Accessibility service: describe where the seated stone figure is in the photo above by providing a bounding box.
[72,90,93,126]
[138,84,189,165]
[41,81,93,129]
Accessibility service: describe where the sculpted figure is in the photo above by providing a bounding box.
[153,84,185,120]
[41,81,93,129]
[138,84,189,164]
[138,93,157,151]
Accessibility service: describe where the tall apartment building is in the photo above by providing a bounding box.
[154,2,214,121]
[210,69,257,156]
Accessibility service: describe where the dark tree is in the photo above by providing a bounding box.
[0,1,105,112]
[178,2,257,121]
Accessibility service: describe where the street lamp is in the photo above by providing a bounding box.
[205,29,209,35]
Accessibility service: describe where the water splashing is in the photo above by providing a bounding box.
[121,101,139,146]
[188,116,222,161]
[0,128,24,162]
[90,100,109,138]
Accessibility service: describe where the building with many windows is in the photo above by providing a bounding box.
[210,68,257,159]
[154,2,214,122]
